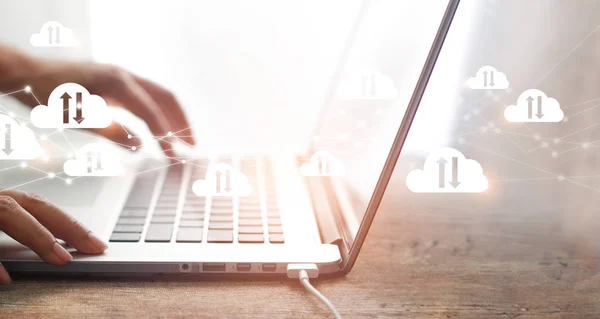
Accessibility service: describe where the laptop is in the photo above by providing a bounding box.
[0,0,459,277]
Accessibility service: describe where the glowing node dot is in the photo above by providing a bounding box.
[583,142,590,149]
[20,162,27,168]
[167,131,173,137]
[131,146,137,151]
[181,159,187,164]
[533,134,541,141]
[127,134,132,139]
[552,151,558,158]
[541,142,549,148]
[65,179,72,185]
[563,116,569,122]
[553,138,560,144]
[24,86,31,93]
[557,175,565,181]
[464,115,471,121]
[76,104,82,109]
[48,172,55,179]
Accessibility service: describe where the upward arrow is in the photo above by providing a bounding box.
[73,92,85,124]
[449,157,461,188]
[61,92,71,124]
[224,170,231,192]
[215,171,222,193]
[535,95,544,119]
[48,26,54,44]
[489,70,495,87]
[483,70,488,87]
[437,157,447,188]
[526,96,534,119]
[3,124,13,155]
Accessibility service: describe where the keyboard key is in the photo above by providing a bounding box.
[151,215,176,223]
[267,211,281,218]
[176,228,203,243]
[121,209,148,217]
[210,215,233,222]
[238,234,264,243]
[239,226,264,234]
[145,224,174,242]
[117,217,146,225]
[208,230,233,243]
[268,219,282,226]
[113,225,144,233]
[238,212,262,219]
[269,234,285,244]
[110,232,141,242]
[239,219,262,226]
[210,208,233,215]
[269,226,283,234]
[180,213,204,220]
[179,220,204,227]
[209,222,233,230]
[154,202,179,209]
[153,209,176,216]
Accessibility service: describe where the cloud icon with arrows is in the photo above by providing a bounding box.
[504,89,563,122]
[406,147,487,193]
[466,65,509,90]
[300,151,346,176]
[337,69,399,100]
[0,114,43,160]
[192,163,252,197]
[30,83,112,128]
[63,143,123,177]
[30,21,79,47]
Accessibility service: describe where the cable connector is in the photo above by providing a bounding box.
[287,264,342,319]
[286,263,319,279]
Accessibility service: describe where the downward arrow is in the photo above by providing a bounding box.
[526,96,534,119]
[96,151,103,170]
[535,95,544,119]
[73,92,85,124]
[437,157,447,188]
[55,25,60,44]
[449,157,461,188]
[489,70,495,87]
[61,92,71,124]
[3,124,13,155]
[215,171,222,193]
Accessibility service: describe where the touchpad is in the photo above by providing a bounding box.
[0,160,106,207]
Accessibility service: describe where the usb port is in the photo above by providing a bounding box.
[202,263,226,272]
[262,263,277,272]
[236,263,251,272]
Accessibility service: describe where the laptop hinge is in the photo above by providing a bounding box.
[304,176,349,267]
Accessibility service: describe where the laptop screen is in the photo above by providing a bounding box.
[310,0,454,244]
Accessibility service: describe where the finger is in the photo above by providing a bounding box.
[87,122,142,151]
[132,75,196,146]
[0,262,11,284]
[0,190,107,255]
[0,195,72,265]
[106,73,177,158]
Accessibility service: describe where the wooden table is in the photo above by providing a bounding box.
[2,152,598,319]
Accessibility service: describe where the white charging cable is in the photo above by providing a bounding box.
[287,264,342,319]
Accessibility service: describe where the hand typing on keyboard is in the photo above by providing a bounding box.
[0,43,198,284]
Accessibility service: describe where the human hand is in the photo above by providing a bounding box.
[0,189,107,284]
[7,59,195,158]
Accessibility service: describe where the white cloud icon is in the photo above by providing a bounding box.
[63,143,123,177]
[192,163,252,197]
[30,83,112,128]
[300,151,346,177]
[406,147,487,193]
[30,21,79,47]
[466,65,509,90]
[337,69,399,100]
[504,89,563,123]
[0,114,43,160]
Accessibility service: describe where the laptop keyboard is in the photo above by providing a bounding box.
[109,156,285,244]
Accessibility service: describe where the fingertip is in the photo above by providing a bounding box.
[87,232,108,253]
[0,263,11,285]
